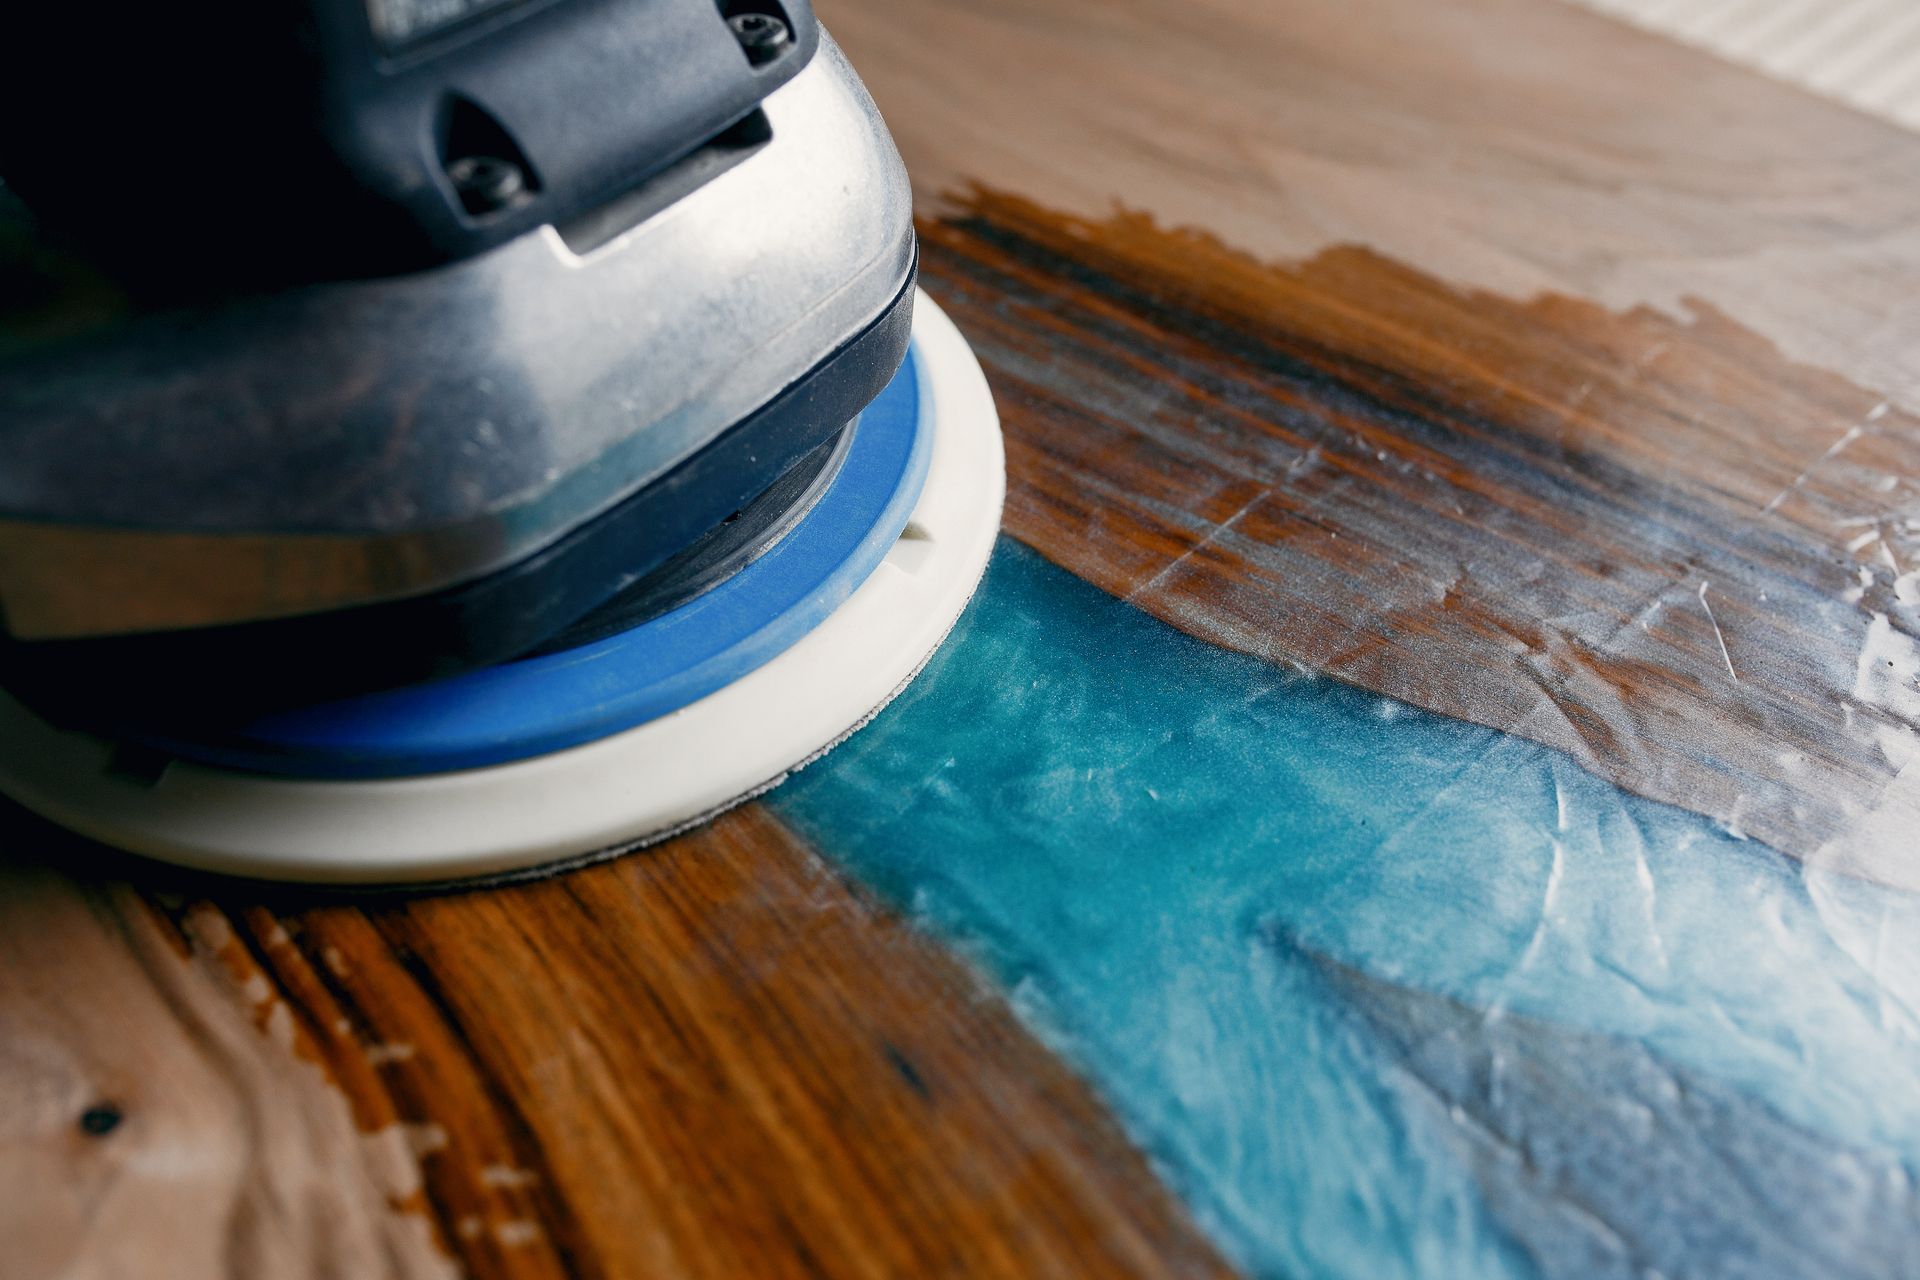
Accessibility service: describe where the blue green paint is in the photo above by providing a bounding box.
[769,539,1920,1279]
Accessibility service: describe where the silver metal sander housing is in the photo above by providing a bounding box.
[0,33,912,645]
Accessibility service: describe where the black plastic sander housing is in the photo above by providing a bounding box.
[5,0,817,275]
[0,0,919,719]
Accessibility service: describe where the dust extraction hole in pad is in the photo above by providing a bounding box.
[0,293,1005,884]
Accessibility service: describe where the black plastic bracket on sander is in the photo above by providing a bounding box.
[3,259,918,727]
[0,0,823,281]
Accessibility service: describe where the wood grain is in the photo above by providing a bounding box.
[823,0,1920,886]
[824,0,1920,417]
[0,808,1232,1279]
[12,0,1920,1274]
[1572,0,1920,133]
[913,189,1920,886]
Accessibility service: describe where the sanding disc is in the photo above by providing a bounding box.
[0,291,1004,884]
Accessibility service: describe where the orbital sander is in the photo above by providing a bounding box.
[0,0,1003,883]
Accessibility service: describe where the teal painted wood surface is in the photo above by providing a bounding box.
[776,539,1920,1279]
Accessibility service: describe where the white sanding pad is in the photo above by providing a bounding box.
[0,292,1004,884]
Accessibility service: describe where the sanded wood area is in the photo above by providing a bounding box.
[1572,0,1920,132]
[828,0,1920,406]
[0,807,1231,1279]
[827,0,1920,888]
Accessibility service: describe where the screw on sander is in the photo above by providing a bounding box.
[729,11,793,65]
[446,154,529,216]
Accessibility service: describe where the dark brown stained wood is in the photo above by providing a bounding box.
[818,0,1920,888]
[0,808,1234,1279]
[910,190,1920,887]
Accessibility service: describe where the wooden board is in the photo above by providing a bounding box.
[0,813,1230,1279]
[1571,0,1920,132]
[9,0,1920,1274]
[917,190,1920,885]
[829,0,1920,888]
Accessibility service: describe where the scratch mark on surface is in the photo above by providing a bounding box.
[480,1164,540,1189]
[1761,423,1864,515]
[1123,489,1269,605]
[494,1220,543,1247]
[1516,838,1567,975]
[1698,582,1738,685]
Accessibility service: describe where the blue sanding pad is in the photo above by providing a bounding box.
[124,351,931,780]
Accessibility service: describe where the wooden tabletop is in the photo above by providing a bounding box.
[9,1,1920,1275]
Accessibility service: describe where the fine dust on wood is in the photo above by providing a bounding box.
[915,187,1920,888]
[0,807,1233,1280]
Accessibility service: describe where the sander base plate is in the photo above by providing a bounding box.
[0,291,1004,885]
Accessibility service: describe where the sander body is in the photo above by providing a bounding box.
[0,0,1005,882]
